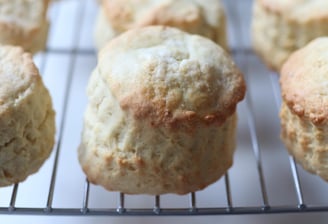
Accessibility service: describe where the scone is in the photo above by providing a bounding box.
[252,0,328,72]
[280,37,328,181]
[0,0,50,54]
[79,26,246,195]
[94,0,227,51]
[0,45,55,186]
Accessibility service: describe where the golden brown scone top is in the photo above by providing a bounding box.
[280,37,328,125]
[98,26,245,129]
[0,45,41,114]
[257,0,328,22]
[101,0,225,35]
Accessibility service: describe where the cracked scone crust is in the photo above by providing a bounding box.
[252,0,328,71]
[0,0,50,54]
[94,0,227,51]
[0,46,55,186]
[280,37,328,181]
[79,26,245,195]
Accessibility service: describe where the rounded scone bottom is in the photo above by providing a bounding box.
[79,116,236,195]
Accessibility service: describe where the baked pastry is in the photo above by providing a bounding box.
[79,26,246,195]
[94,0,228,51]
[0,0,50,54]
[0,45,55,186]
[252,0,328,72]
[280,37,328,181]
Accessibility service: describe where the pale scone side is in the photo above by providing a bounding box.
[280,102,328,181]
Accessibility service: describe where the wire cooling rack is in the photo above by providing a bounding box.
[1,0,328,216]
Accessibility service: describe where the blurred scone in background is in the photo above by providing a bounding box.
[94,0,228,51]
[0,0,50,54]
[252,0,328,71]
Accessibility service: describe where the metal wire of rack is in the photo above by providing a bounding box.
[1,0,328,217]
